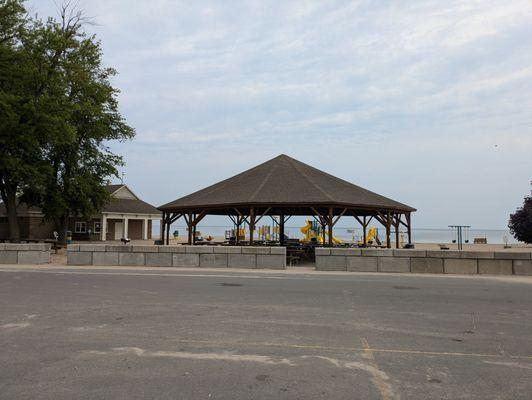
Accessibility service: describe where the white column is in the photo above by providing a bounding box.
[142,218,149,240]
[101,214,107,241]
[123,217,129,239]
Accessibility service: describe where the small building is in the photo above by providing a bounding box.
[0,184,161,241]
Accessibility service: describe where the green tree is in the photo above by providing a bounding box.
[509,194,532,244]
[0,1,134,242]
[40,6,134,242]
[0,0,45,242]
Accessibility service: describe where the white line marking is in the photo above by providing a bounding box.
[85,347,295,366]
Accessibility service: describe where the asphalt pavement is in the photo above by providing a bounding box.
[1,266,531,399]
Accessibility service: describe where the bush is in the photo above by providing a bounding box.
[509,196,532,244]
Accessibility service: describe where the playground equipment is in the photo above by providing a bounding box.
[225,224,281,242]
[257,225,272,241]
[300,219,341,244]
[358,226,382,246]
[224,227,246,241]
[449,225,470,250]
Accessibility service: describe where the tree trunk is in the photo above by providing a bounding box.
[4,184,20,243]
[57,216,69,245]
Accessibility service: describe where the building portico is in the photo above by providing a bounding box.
[99,212,161,241]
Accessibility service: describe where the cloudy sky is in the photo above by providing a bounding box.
[33,0,532,230]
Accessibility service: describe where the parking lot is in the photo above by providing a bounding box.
[1,266,531,399]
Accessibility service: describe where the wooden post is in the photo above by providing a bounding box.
[386,211,391,248]
[192,214,197,245]
[394,214,400,249]
[249,207,255,245]
[236,216,241,245]
[160,212,166,244]
[187,212,193,245]
[362,216,367,247]
[279,213,285,246]
[328,207,333,247]
[165,214,172,245]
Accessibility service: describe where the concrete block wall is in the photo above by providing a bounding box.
[67,244,286,270]
[315,248,532,275]
[0,243,51,264]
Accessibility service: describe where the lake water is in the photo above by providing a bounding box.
[162,225,518,244]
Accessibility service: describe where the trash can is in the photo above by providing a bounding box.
[66,230,73,244]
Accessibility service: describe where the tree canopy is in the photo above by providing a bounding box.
[0,0,134,242]
[509,195,532,244]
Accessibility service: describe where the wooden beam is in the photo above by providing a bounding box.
[374,212,387,227]
[169,213,182,224]
[310,207,323,218]
[332,208,347,227]
[254,207,271,224]
[191,210,207,226]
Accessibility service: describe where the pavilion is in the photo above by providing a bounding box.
[158,155,416,247]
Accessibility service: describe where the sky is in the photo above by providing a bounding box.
[33,0,532,230]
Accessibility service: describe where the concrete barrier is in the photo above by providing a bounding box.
[0,243,51,264]
[315,248,532,275]
[514,260,532,275]
[67,244,286,270]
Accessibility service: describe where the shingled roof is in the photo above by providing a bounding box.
[103,198,160,215]
[159,154,415,213]
[0,185,161,217]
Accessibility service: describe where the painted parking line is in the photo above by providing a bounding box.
[172,339,532,360]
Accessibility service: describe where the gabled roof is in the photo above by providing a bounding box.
[103,198,160,215]
[0,184,161,217]
[159,154,415,212]
[105,184,125,194]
